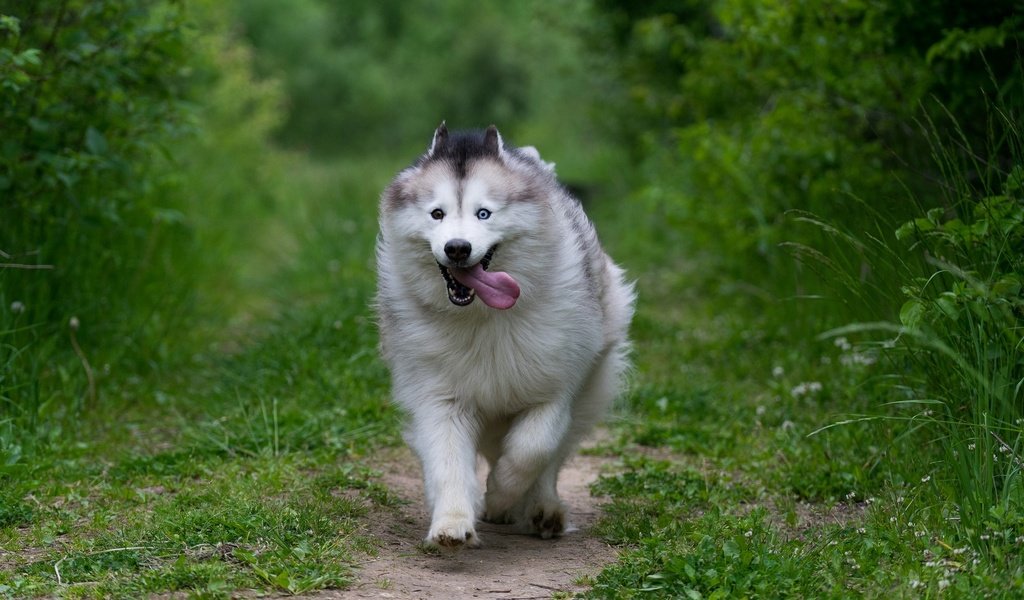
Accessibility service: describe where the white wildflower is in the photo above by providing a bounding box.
[791,381,823,397]
[744,530,753,538]
[772,365,784,378]
[834,337,852,351]
[921,475,931,483]
[938,579,950,590]
[10,301,24,314]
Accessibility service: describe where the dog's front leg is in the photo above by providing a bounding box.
[484,399,571,536]
[408,401,481,549]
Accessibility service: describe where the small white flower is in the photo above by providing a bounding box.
[968,443,976,450]
[980,534,991,540]
[939,579,950,590]
[846,491,857,500]
[1016,536,1024,544]
[834,337,852,351]
[909,579,922,589]
[857,527,866,534]
[897,496,905,503]
[756,405,766,416]
[915,531,926,538]
[744,530,753,538]
[921,475,931,483]
[69,316,80,330]
[889,516,897,523]
[10,301,25,314]
[772,366,784,378]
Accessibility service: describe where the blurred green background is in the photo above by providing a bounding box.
[1,0,1022,596]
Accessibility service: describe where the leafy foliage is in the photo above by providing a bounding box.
[0,1,193,437]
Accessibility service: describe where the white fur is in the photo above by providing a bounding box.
[376,130,634,549]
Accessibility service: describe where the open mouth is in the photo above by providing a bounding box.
[438,246,496,306]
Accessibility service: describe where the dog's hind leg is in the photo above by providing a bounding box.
[482,399,571,529]
[520,456,569,538]
[407,401,482,549]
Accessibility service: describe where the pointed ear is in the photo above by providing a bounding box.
[483,124,504,158]
[428,121,448,157]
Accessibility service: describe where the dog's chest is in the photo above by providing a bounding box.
[425,313,597,410]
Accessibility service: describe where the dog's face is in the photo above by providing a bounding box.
[381,124,555,309]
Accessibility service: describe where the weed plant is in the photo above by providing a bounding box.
[781,97,1023,570]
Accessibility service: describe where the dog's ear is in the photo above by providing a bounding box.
[428,121,448,157]
[483,125,504,158]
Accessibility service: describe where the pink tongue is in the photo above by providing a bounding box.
[451,263,520,310]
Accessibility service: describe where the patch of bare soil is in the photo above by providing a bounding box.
[318,448,618,600]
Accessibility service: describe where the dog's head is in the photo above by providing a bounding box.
[380,123,557,309]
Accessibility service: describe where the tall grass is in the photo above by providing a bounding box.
[805,98,1024,546]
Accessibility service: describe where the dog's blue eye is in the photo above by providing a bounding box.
[430,209,444,220]
[476,208,491,220]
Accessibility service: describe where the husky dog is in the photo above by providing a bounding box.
[375,123,634,549]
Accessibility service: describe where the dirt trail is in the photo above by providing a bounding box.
[320,447,618,599]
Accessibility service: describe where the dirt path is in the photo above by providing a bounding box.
[320,447,618,599]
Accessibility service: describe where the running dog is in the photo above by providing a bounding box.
[375,123,634,548]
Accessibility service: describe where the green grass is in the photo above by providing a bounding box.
[576,184,1024,598]
[0,154,403,598]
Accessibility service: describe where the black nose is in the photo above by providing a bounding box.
[444,239,472,262]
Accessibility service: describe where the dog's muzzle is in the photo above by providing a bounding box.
[437,246,496,306]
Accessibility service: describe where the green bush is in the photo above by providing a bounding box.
[0,0,291,449]
[594,0,1021,287]
[890,117,1023,541]
[1,1,193,434]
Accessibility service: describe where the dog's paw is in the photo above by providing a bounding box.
[527,499,567,539]
[426,514,481,550]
